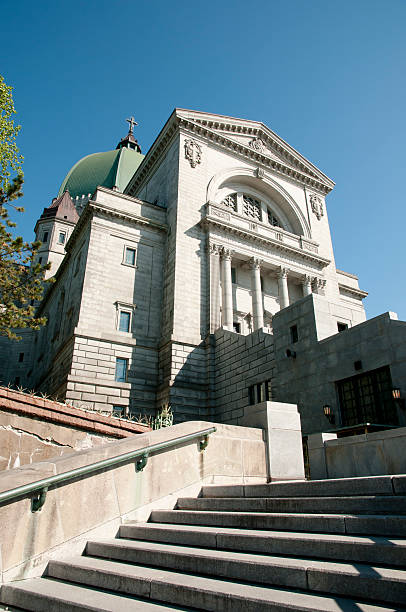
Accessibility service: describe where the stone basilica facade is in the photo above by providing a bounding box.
[1,109,405,435]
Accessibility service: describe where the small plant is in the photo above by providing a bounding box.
[152,403,173,430]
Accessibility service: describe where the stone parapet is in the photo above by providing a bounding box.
[0,387,150,470]
[0,421,267,583]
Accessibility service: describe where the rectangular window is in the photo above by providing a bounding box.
[119,311,131,332]
[290,324,298,343]
[42,231,49,242]
[58,231,66,245]
[233,321,241,334]
[38,257,43,265]
[337,366,398,427]
[231,267,236,284]
[337,322,348,333]
[18,352,24,363]
[115,357,128,383]
[124,246,136,266]
[249,379,272,405]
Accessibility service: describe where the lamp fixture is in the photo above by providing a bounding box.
[323,404,335,425]
[392,388,401,400]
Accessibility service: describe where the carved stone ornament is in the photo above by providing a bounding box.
[249,137,266,153]
[310,194,324,220]
[184,138,202,168]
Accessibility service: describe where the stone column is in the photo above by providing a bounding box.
[277,267,289,310]
[208,243,221,333]
[221,248,233,330]
[302,275,312,297]
[250,258,264,330]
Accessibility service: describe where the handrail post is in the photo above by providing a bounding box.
[135,453,149,472]
[31,487,48,513]
[199,435,209,451]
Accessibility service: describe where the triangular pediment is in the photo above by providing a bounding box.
[126,108,335,197]
[175,109,334,191]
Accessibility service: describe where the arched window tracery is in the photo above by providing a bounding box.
[220,191,283,229]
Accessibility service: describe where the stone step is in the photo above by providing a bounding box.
[83,538,406,604]
[150,509,406,536]
[177,495,406,514]
[201,474,406,498]
[44,555,399,611]
[120,522,406,567]
[0,576,187,611]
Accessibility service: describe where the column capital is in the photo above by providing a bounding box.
[301,274,313,286]
[277,266,288,279]
[208,242,221,256]
[220,247,234,260]
[249,257,263,270]
[313,277,327,293]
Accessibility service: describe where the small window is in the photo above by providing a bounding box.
[115,357,128,382]
[18,352,24,363]
[233,321,241,333]
[337,322,348,333]
[248,379,272,405]
[231,267,236,284]
[58,231,66,245]
[42,231,49,243]
[124,247,137,266]
[290,324,298,343]
[38,257,43,265]
[119,311,131,332]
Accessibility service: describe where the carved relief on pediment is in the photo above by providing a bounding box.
[310,193,324,220]
[184,138,202,168]
[248,137,266,153]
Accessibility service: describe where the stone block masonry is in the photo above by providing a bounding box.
[214,327,276,423]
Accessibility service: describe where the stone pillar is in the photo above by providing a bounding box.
[250,258,264,330]
[209,243,221,333]
[221,248,233,330]
[277,267,289,310]
[302,275,312,297]
[239,401,305,481]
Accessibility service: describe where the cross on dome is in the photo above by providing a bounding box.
[126,116,138,134]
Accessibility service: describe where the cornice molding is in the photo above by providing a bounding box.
[338,283,368,299]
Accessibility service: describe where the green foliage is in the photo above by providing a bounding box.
[0,75,23,190]
[0,75,51,340]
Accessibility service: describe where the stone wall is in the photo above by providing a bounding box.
[213,327,275,423]
[272,294,406,434]
[308,427,406,479]
[0,387,149,470]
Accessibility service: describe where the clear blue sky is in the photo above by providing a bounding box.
[2,0,405,319]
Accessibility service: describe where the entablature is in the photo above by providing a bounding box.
[202,202,330,269]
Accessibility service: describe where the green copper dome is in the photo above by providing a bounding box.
[58,147,144,198]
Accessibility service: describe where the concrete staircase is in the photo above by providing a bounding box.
[2,475,406,611]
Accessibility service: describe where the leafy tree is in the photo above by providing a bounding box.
[0,75,51,340]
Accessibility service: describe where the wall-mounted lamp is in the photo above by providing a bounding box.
[323,404,335,425]
[286,349,296,359]
[392,388,405,409]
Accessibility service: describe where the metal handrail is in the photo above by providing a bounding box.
[0,426,216,512]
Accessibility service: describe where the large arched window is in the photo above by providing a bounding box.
[220,191,283,229]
